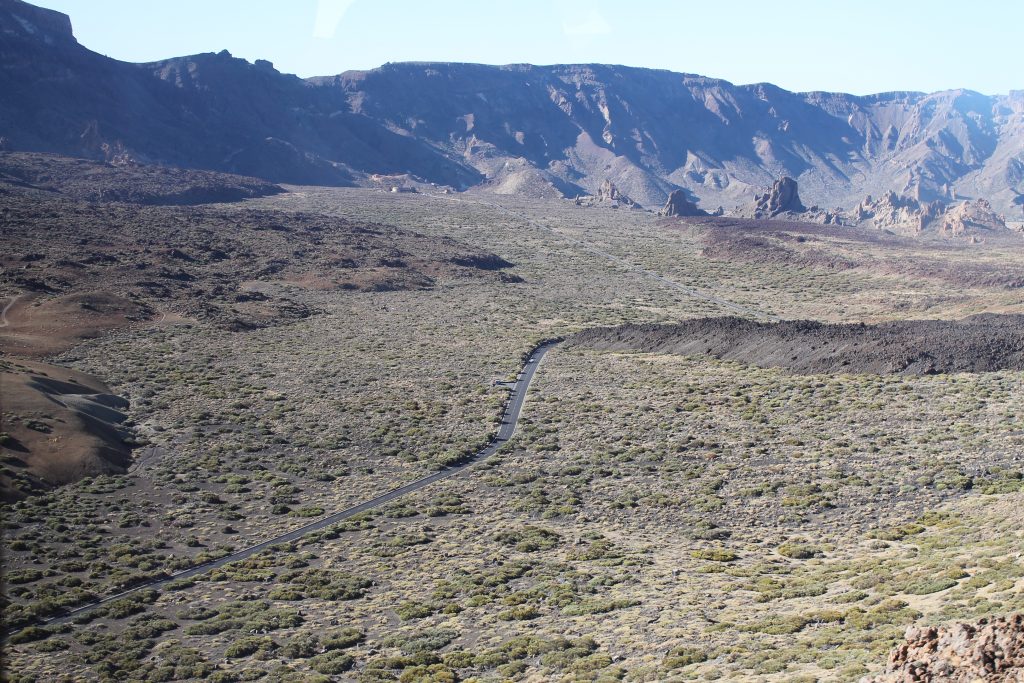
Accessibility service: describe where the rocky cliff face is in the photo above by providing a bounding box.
[1,0,1022,215]
[0,0,74,45]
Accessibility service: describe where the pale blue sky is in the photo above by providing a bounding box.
[34,0,1023,95]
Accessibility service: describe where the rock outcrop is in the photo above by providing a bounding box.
[595,179,637,207]
[750,177,805,218]
[660,189,707,217]
[855,191,1007,236]
[856,191,944,234]
[732,177,850,224]
[862,614,1024,682]
[572,179,640,208]
[939,199,1009,236]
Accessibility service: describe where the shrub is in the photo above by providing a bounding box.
[322,627,365,651]
[396,601,436,621]
[777,543,821,559]
[498,605,540,620]
[309,651,354,675]
[8,626,51,644]
[225,636,276,659]
[664,646,708,669]
[383,628,458,654]
[691,548,739,562]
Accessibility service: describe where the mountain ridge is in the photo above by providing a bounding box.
[1,0,1021,215]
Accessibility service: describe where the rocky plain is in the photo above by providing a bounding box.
[2,0,1024,681]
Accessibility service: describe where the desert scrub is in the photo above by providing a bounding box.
[493,525,561,552]
[663,646,709,670]
[691,548,739,562]
[224,635,278,659]
[777,541,823,559]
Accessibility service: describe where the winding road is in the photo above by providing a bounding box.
[37,340,559,629]
[27,193,776,632]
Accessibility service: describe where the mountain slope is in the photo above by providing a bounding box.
[1,0,1021,213]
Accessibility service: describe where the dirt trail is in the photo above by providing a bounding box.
[0,293,21,327]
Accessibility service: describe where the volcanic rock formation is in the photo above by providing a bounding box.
[660,189,707,217]
[855,191,1008,236]
[863,614,1024,682]
[855,191,945,234]
[750,177,805,217]
[938,199,1009,236]
[595,179,636,206]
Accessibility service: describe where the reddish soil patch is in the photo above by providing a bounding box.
[0,292,153,357]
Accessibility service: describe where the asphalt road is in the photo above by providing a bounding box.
[35,340,560,630]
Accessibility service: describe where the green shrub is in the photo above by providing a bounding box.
[664,646,708,669]
[8,626,51,644]
[322,627,365,651]
[309,651,354,675]
[396,601,436,621]
[777,543,821,559]
[225,636,277,659]
[691,548,738,562]
[498,605,540,620]
[383,628,458,654]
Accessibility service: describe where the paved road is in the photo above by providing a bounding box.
[425,193,780,322]
[35,340,559,629]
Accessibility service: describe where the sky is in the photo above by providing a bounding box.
[33,0,1023,96]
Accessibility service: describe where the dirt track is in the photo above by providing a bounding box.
[570,315,1024,375]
